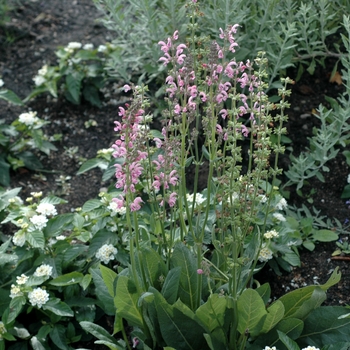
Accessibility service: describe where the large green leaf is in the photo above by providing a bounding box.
[278,267,341,318]
[79,321,124,350]
[49,271,84,286]
[77,158,109,175]
[6,296,26,323]
[171,243,198,310]
[161,266,181,304]
[298,306,350,348]
[49,324,69,350]
[277,330,299,350]
[237,289,267,336]
[114,275,143,327]
[90,267,115,316]
[261,300,285,334]
[195,293,227,333]
[65,72,83,104]
[137,246,167,289]
[100,264,117,297]
[43,298,74,317]
[0,89,23,105]
[152,288,209,350]
[27,230,45,249]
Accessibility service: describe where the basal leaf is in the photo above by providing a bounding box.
[237,289,267,336]
[161,266,181,304]
[100,264,117,297]
[171,243,198,310]
[90,267,115,316]
[195,293,227,333]
[114,275,143,327]
[298,306,350,348]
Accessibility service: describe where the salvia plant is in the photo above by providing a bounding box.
[0,109,58,187]
[1,2,350,350]
[76,2,347,349]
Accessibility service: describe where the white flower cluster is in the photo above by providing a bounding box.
[275,197,288,210]
[83,43,94,50]
[96,244,118,264]
[30,214,48,230]
[18,111,39,126]
[263,347,276,350]
[107,201,126,216]
[33,65,48,86]
[0,78,4,88]
[36,202,57,216]
[10,284,23,298]
[97,44,107,53]
[12,231,26,247]
[34,264,53,277]
[258,244,273,262]
[0,321,6,339]
[28,287,49,308]
[8,196,23,205]
[263,230,279,239]
[301,347,320,350]
[272,212,286,222]
[16,274,29,285]
[64,41,82,53]
[186,193,206,208]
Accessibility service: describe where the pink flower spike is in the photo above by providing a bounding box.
[123,84,131,92]
[130,197,143,212]
[168,192,177,207]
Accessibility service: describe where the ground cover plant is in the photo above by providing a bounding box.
[0,0,350,349]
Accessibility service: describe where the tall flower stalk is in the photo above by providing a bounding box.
[111,1,291,347]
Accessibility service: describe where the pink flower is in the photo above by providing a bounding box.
[218,50,223,58]
[130,197,143,212]
[219,28,225,39]
[173,30,179,40]
[168,192,177,207]
[174,104,181,114]
[197,269,204,274]
[199,92,207,102]
[112,196,125,208]
[123,84,131,92]
[219,109,228,119]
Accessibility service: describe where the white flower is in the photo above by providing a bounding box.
[33,75,46,86]
[38,65,48,76]
[258,244,273,262]
[262,347,276,350]
[301,347,320,350]
[56,235,66,240]
[264,230,279,239]
[28,288,49,308]
[36,203,57,216]
[347,174,350,184]
[259,194,267,203]
[13,231,26,247]
[16,274,29,285]
[83,43,94,50]
[0,79,4,87]
[34,264,53,277]
[30,215,48,230]
[18,111,39,126]
[0,321,6,339]
[186,193,206,207]
[107,201,126,216]
[8,196,23,205]
[275,197,288,210]
[97,44,107,52]
[66,42,82,50]
[10,284,23,298]
[96,244,118,264]
[272,213,286,222]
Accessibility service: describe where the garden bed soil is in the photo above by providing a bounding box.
[0,0,349,310]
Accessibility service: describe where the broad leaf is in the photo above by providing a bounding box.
[277,330,299,350]
[100,264,117,297]
[50,271,84,286]
[161,266,181,304]
[237,288,267,336]
[114,275,143,327]
[26,230,45,249]
[298,306,350,348]
[195,293,227,333]
[0,89,23,105]
[261,300,285,334]
[43,298,74,317]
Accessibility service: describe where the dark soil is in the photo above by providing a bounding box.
[1,0,349,316]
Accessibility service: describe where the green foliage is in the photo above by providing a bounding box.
[0,111,57,187]
[93,0,349,86]
[284,15,350,194]
[24,43,117,107]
